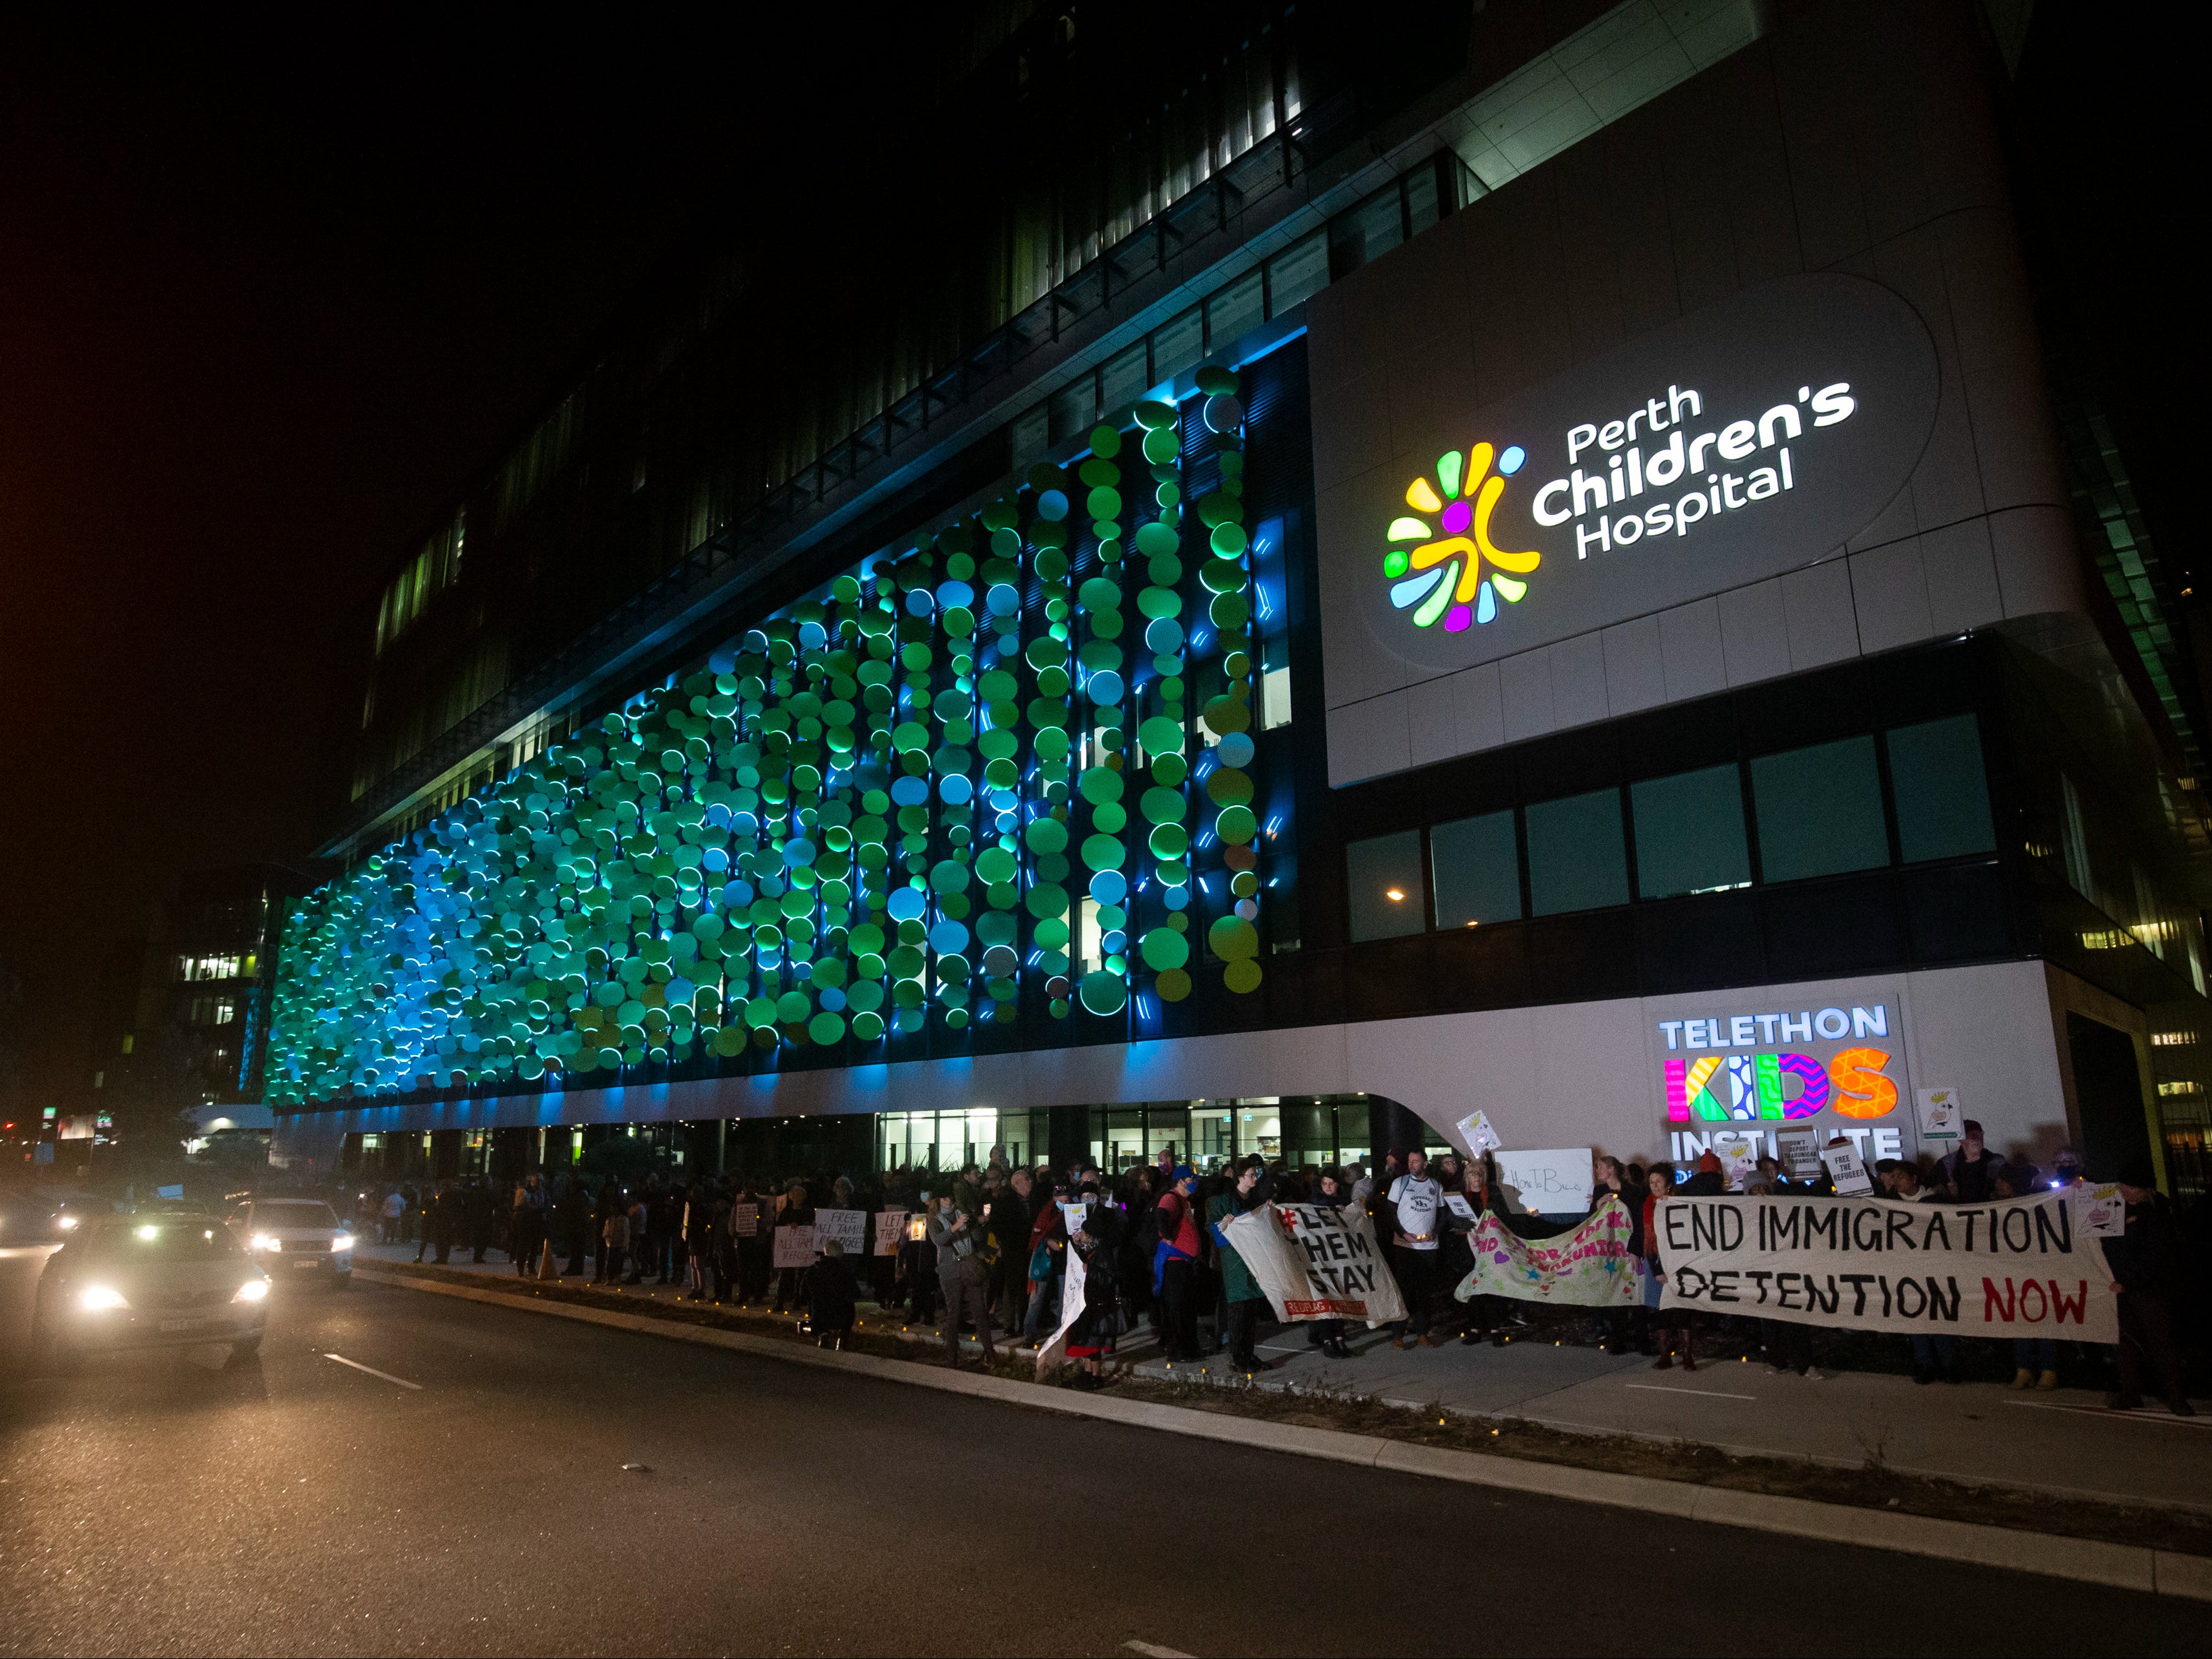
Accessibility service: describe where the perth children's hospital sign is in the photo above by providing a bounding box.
[1320,274,1941,676]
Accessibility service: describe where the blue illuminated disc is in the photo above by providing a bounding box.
[939,773,973,805]
[1217,732,1255,768]
[886,886,927,921]
[890,774,930,806]
[1088,869,1128,907]
[702,846,729,874]
[721,880,756,909]
[798,621,828,650]
[818,987,848,1011]
[1498,445,1526,475]
[928,920,970,956]
[1163,885,1191,911]
[987,583,1021,617]
[782,838,817,868]
[936,579,975,608]
[1088,670,1124,706]
[905,588,935,617]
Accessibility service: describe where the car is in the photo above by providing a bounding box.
[223,1198,355,1289]
[31,1215,270,1371]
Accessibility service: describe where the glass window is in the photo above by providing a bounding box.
[1886,716,1995,862]
[1431,810,1522,927]
[1525,789,1628,916]
[1150,307,1203,385]
[1405,163,1442,237]
[1751,736,1889,883]
[1346,830,1424,941]
[1266,230,1329,314]
[1048,374,1096,445]
[1631,764,1751,899]
[1206,268,1264,352]
[1099,341,1150,417]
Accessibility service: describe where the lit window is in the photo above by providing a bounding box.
[1346,830,1424,941]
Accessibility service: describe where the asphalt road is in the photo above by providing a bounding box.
[0,1253,2205,1658]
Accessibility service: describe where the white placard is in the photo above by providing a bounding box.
[1059,1199,1093,1238]
[1775,1127,1824,1182]
[2070,1183,2127,1238]
[1442,1192,1479,1222]
[1915,1087,1964,1143]
[1492,1147,1593,1216]
[731,1203,759,1238]
[772,1224,816,1269]
[1711,1132,1762,1191]
[1820,1142,1873,1197]
[1455,1111,1502,1154]
[873,1209,907,1256]
[813,1209,867,1256]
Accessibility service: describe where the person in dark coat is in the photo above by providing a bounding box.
[1065,1200,1122,1391]
[1207,1158,1271,1372]
[2106,1160,2195,1416]
[806,1240,857,1348]
[464,1178,494,1263]
[559,1178,592,1277]
[432,1180,461,1265]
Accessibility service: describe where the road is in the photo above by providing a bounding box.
[0,1253,2204,1658]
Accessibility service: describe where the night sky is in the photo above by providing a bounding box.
[0,21,863,1103]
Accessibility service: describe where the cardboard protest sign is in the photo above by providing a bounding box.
[873,1209,907,1256]
[1493,1147,1593,1216]
[814,1209,867,1256]
[1454,1196,1645,1307]
[1059,1199,1093,1238]
[1915,1087,1964,1143]
[1657,1192,2117,1342]
[772,1224,816,1269]
[730,1203,760,1238]
[1775,1128,1824,1183]
[1455,1110,1502,1154]
[1820,1141,1873,1196]
[1442,1192,1479,1222]
[1222,1202,1407,1326]
[1711,1132,1761,1191]
[1034,1244,1090,1379]
[2070,1183,2126,1238]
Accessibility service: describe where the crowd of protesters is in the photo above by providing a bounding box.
[326,1117,2207,1414]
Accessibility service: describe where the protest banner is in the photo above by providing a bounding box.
[1656,1192,2117,1341]
[2071,1183,2126,1238]
[1221,1202,1406,1325]
[1034,1245,1090,1378]
[730,1203,760,1238]
[1775,1127,1824,1183]
[873,1209,907,1256]
[814,1209,867,1256]
[1453,1196,1644,1307]
[1820,1141,1873,1196]
[1493,1147,1593,1216]
[772,1223,816,1270]
[1455,1110,1502,1155]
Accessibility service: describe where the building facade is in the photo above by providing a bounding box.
[268,0,2210,1198]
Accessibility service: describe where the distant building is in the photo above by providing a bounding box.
[266,1,2210,1200]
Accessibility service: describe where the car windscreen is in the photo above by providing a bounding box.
[251,1202,338,1228]
[84,1221,241,1261]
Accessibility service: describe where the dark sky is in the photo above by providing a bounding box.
[0,23,796,1101]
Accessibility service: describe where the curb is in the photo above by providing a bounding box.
[355,1267,2211,1601]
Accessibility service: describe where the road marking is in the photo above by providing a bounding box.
[1624,1383,1755,1401]
[323,1352,423,1390]
[2006,1399,2209,1427]
[1126,1642,1195,1658]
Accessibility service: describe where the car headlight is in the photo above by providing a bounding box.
[79,1285,128,1311]
[249,1234,275,1252]
[232,1278,270,1303]
[331,1234,354,1252]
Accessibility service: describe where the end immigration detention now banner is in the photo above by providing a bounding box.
[1657,1192,2117,1342]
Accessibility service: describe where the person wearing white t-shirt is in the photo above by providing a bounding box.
[1386,1149,1444,1349]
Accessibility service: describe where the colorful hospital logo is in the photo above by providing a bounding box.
[1384,442,1543,630]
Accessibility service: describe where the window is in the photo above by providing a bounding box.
[1205,268,1263,352]
[176,954,242,982]
[1330,183,1404,277]
[1631,765,1751,899]
[1346,830,1424,941]
[1151,307,1203,386]
[1431,810,1521,927]
[1525,790,1629,916]
[1751,736,1888,883]
[1886,716,1995,862]
[1266,230,1329,315]
[1099,341,1150,416]
[2060,773,2095,901]
[1259,638,1292,730]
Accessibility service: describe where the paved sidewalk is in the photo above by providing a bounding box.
[352,1243,2212,1513]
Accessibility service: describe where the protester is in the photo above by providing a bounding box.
[381,1185,406,1245]
[1151,1166,1204,1362]
[2106,1160,2194,1415]
[1024,1179,1068,1344]
[929,1192,993,1369]
[807,1239,857,1350]
[1064,1202,1121,1391]
[1303,1171,1357,1360]
[1208,1157,1270,1372]
[1386,1149,1444,1350]
[1644,1163,1695,1371]
[599,1193,631,1285]
[1938,1120,2004,1202]
[1453,1156,1507,1348]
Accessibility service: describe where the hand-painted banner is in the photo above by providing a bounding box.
[814,1209,867,1255]
[1223,1203,1408,1327]
[1656,1193,2117,1342]
[772,1224,816,1271]
[1453,1196,1644,1307]
[1035,1245,1090,1379]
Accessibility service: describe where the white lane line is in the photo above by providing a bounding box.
[1126,1643,1196,1658]
[323,1352,423,1391]
[2006,1398,2209,1427]
[1625,1383,1756,1402]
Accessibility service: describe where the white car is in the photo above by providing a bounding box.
[32,1216,270,1371]
[224,1198,355,1289]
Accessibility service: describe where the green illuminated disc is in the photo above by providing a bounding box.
[1137,716,1184,756]
[1210,523,1248,557]
[1208,916,1259,961]
[743,996,780,1029]
[712,1027,746,1057]
[1086,487,1122,521]
[776,990,812,1023]
[1024,816,1069,855]
[1079,578,1121,612]
[1135,586,1181,620]
[1224,958,1263,994]
[1147,823,1188,860]
[1035,726,1071,761]
[1201,558,1244,593]
[1088,424,1122,459]
[1150,752,1188,787]
[1078,766,1123,805]
[1209,591,1250,629]
[1141,426,1179,465]
[1140,786,1184,825]
[1024,881,1070,920]
[851,1010,885,1040]
[1033,916,1070,949]
[1147,553,1183,587]
[1195,365,1237,397]
[1091,801,1126,834]
[1215,803,1257,845]
[1156,967,1192,1002]
[1089,609,1122,639]
[1133,521,1178,559]
[1201,696,1250,738]
[974,847,1017,886]
[1206,768,1253,806]
[1140,926,1190,971]
[807,1011,846,1046]
[1078,970,1128,1014]
[1080,834,1126,871]
[1133,399,1177,431]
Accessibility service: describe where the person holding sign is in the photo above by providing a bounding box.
[2106,1162,2193,1416]
[1208,1158,1271,1373]
[1386,1150,1445,1349]
[928,1194,995,1369]
[770,1180,815,1315]
[1643,1164,1695,1372]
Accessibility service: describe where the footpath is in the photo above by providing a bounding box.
[348,1242,2212,1596]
